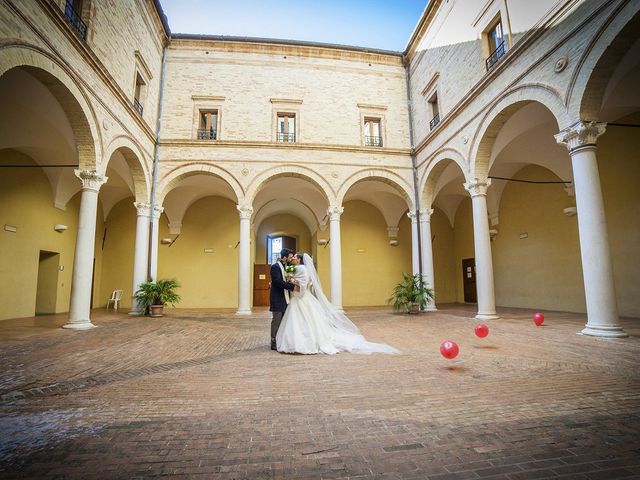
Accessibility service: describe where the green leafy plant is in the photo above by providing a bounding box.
[135,278,181,312]
[387,272,435,314]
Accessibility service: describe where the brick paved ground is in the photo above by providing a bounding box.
[0,305,639,479]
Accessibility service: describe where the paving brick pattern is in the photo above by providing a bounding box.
[0,306,639,479]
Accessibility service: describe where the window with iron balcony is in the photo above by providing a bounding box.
[133,71,146,115]
[64,0,88,40]
[197,110,218,140]
[364,118,383,147]
[428,92,440,131]
[276,113,296,142]
[485,19,507,71]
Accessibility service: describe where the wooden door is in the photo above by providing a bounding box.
[253,264,271,306]
[462,258,477,303]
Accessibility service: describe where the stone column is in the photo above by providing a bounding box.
[407,211,420,277]
[464,178,499,320]
[129,202,151,315]
[555,121,626,337]
[236,204,253,315]
[328,206,344,309]
[420,209,437,311]
[148,206,163,281]
[64,170,108,330]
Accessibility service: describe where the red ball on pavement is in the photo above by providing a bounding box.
[533,312,545,326]
[440,341,459,359]
[475,324,489,338]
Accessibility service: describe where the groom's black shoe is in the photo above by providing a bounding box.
[271,339,277,351]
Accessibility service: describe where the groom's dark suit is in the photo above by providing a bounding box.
[270,261,295,348]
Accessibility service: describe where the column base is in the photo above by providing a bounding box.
[424,304,438,312]
[62,320,95,330]
[475,312,499,321]
[236,309,252,315]
[581,324,628,338]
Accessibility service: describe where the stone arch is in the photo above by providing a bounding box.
[157,163,243,205]
[336,168,415,210]
[0,42,101,170]
[101,135,151,203]
[245,164,334,206]
[419,147,469,208]
[567,3,640,122]
[468,84,567,179]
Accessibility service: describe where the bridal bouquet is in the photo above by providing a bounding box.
[285,265,297,275]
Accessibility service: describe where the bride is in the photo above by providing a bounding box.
[276,253,399,355]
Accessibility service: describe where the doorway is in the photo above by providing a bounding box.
[256,235,297,307]
[462,258,477,303]
[266,235,296,264]
[36,250,60,315]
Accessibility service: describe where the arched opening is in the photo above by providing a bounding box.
[0,64,97,320]
[339,176,413,306]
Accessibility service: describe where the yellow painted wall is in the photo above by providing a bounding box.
[492,165,585,312]
[452,198,475,303]
[341,200,412,306]
[98,198,136,310]
[255,214,312,264]
[157,196,239,308]
[599,122,640,318]
[311,230,331,300]
[0,149,107,320]
[431,207,457,303]
[35,252,59,314]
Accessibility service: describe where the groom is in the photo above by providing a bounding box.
[269,248,298,350]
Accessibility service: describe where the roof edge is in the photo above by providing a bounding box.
[151,0,171,38]
[170,33,403,57]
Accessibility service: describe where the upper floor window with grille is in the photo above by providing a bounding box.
[428,92,440,131]
[485,19,506,71]
[133,72,146,115]
[277,113,296,142]
[64,0,88,40]
[198,110,218,140]
[364,118,382,147]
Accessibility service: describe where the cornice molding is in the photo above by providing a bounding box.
[159,139,411,156]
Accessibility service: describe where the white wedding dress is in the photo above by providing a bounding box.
[276,254,399,355]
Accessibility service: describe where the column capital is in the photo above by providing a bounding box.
[407,210,418,223]
[151,205,164,220]
[555,121,606,152]
[464,178,491,197]
[133,202,151,217]
[387,226,399,239]
[327,206,344,221]
[419,209,434,222]
[74,169,107,192]
[237,204,253,220]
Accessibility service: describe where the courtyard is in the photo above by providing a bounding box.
[0,306,639,479]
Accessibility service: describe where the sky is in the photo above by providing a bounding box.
[158,0,427,52]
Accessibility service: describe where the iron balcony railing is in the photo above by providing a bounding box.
[485,41,506,71]
[133,98,143,115]
[64,0,88,40]
[429,112,441,131]
[276,132,296,143]
[197,128,217,140]
[365,135,383,147]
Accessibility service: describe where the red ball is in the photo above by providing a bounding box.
[533,312,545,326]
[475,324,489,338]
[440,341,459,359]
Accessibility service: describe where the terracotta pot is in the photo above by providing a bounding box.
[149,304,164,317]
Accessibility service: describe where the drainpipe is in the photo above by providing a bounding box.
[402,54,423,282]
[148,40,168,278]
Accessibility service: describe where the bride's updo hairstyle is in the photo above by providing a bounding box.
[296,253,305,264]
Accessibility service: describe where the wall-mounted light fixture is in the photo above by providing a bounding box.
[54,224,68,232]
[389,239,399,246]
[563,206,577,217]
[160,237,173,245]
[317,238,329,246]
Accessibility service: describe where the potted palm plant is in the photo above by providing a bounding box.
[134,278,181,317]
[388,272,435,314]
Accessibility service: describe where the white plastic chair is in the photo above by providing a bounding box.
[106,289,123,311]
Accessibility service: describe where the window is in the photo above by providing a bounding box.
[198,110,218,139]
[364,118,383,147]
[267,235,296,264]
[64,0,88,40]
[276,113,296,142]
[428,92,440,131]
[485,19,506,71]
[133,71,146,115]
